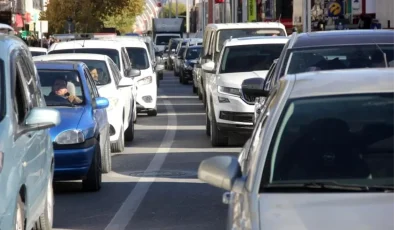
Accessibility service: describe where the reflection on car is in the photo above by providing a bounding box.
[35,60,111,192]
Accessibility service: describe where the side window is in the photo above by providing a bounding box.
[109,60,121,85]
[263,62,277,92]
[21,53,41,107]
[84,69,97,100]
[122,48,131,70]
[12,55,30,124]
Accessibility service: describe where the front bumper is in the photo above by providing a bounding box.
[53,138,96,180]
[136,83,157,110]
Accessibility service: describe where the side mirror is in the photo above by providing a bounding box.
[24,107,61,131]
[156,64,165,72]
[202,61,216,74]
[198,156,241,191]
[118,77,134,88]
[93,97,109,110]
[128,69,141,78]
[241,77,269,97]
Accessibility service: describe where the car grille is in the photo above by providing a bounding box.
[242,91,256,104]
[219,111,254,123]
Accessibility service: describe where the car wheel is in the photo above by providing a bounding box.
[82,143,102,192]
[125,113,135,142]
[15,196,24,230]
[101,134,112,173]
[205,106,211,136]
[210,108,228,147]
[179,73,182,83]
[193,85,197,93]
[34,178,53,230]
[111,126,125,153]
[147,109,157,116]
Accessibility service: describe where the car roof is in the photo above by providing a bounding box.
[34,60,84,70]
[49,40,123,51]
[287,68,394,99]
[224,36,289,47]
[116,39,147,49]
[291,29,394,49]
[33,53,108,62]
[29,47,47,52]
[206,22,286,30]
[0,35,29,61]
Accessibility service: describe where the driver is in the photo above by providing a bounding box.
[90,68,100,83]
[47,78,82,104]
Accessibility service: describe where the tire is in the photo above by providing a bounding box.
[125,114,135,142]
[157,78,160,88]
[111,126,124,153]
[193,85,197,94]
[147,109,157,116]
[15,196,25,230]
[205,106,211,136]
[210,108,228,147]
[198,88,202,100]
[101,135,112,174]
[34,178,54,230]
[82,143,102,192]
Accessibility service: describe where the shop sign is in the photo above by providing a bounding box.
[328,0,344,18]
[248,0,256,21]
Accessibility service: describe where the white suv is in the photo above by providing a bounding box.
[202,36,289,146]
[34,53,136,153]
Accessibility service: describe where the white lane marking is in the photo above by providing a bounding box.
[157,112,205,116]
[106,172,204,183]
[104,99,176,230]
[135,125,205,130]
[116,147,242,154]
[158,95,198,99]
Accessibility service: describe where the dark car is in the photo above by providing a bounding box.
[166,38,183,70]
[179,45,202,84]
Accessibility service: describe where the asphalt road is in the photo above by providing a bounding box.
[53,71,245,230]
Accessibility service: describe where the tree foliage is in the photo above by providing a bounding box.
[103,0,144,34]
[39,0,138,33]
[161,3,186,18]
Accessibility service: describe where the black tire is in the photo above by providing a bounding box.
[205,106,211,136]
[157,78,160,88]
[34,179,53,230]
[193,85,197,93]
[101,135,112,173]
[147,109,158,116]
[82,143,102,192]
[111,126,124,152]
[179,73,182,83]
[125,115,135,142]
[210,108,228,147]
[16,195,25,230]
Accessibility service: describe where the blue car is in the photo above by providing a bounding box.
[35,61,110,191]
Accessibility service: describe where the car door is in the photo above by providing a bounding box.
[84,67,108,150]
[12,49,46,218]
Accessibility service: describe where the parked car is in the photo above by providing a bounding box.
[29,47,48,56]
[35,60,110,191]
[33,53,136,154]
[179,45,202,84]
[0,35,60,230]
[199,68,394,230]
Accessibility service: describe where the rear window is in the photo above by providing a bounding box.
[31,51,46,57]
[125,47,149,70]
[63,59,111,85]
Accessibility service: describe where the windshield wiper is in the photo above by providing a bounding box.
[265,181,393,192]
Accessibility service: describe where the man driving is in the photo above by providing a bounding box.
[47,78,82,104]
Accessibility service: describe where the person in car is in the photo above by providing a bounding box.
[46,78,82,104]
[90,68,100,83]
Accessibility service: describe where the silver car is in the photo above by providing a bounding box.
[199,68,394,230]
[0,35,60,229]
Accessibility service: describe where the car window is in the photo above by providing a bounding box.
[21,53,41,107]
[185,47,202,60]
[261,93,394,188]
[85,68,99,98]
[13,55,30,124]
[0,59,3,121]
[178,47,186,56]
[122,48,132,70]
[108,60,120,86]
[64,59,111,86]
[125,47,150,70]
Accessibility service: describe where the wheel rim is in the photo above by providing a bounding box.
[47,179,54,226]
[16,204,23,230]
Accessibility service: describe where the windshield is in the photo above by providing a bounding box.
[125,47,149,70]
[185,47,202,60]
[63,59,111,85]
[37,70,85,106]
[286,44,394,74]
[217,28,286,51]
[48,48,121,70]
[264,93,393,187]
[156,35,180,46]
[31,51,46,57]
[178,47,186,56]
[220,44,285,73]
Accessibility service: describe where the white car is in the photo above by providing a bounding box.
[34,53,136,154]
[29,47,47,56]
[202,36,289,146]
[47,39,139,122]
[199,68,394,230]
[116,37,162,116]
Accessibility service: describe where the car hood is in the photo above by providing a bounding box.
[217,71,268,89]
[259,193,394,229]
[49,107,85,141]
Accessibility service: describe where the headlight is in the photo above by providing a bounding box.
[107,97,119,111]
[170,55,175,59]
[218,86,241,96]
[55,129,85,145]
[138,76,152,86]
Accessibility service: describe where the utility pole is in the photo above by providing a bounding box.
[186,0,190,37]
[302,0,311,32]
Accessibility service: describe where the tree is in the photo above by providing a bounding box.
[40,0,132,33]
[103,0,144,34]
[161,3,186,18]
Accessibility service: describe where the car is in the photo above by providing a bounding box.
[173,45,187,77]
[179,45,202,85]
[0,35,60,230]
[33,53,136,155]
[29,47,48,56]
[116,38,162,116]
[193,55,203,99]
[47,39,139,122]
[35,60,110,191]
[199,68,394,230]
[202,36,289,146]
[166,38,183,70]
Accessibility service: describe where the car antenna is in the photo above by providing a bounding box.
[376,44,388,67]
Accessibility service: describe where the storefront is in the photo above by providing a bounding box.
[0,0,25,30]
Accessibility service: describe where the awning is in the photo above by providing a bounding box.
[15,14,23,28]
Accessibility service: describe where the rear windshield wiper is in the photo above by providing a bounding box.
[264,181,393,192]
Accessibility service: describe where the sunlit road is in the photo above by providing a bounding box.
[52,70,244,230]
